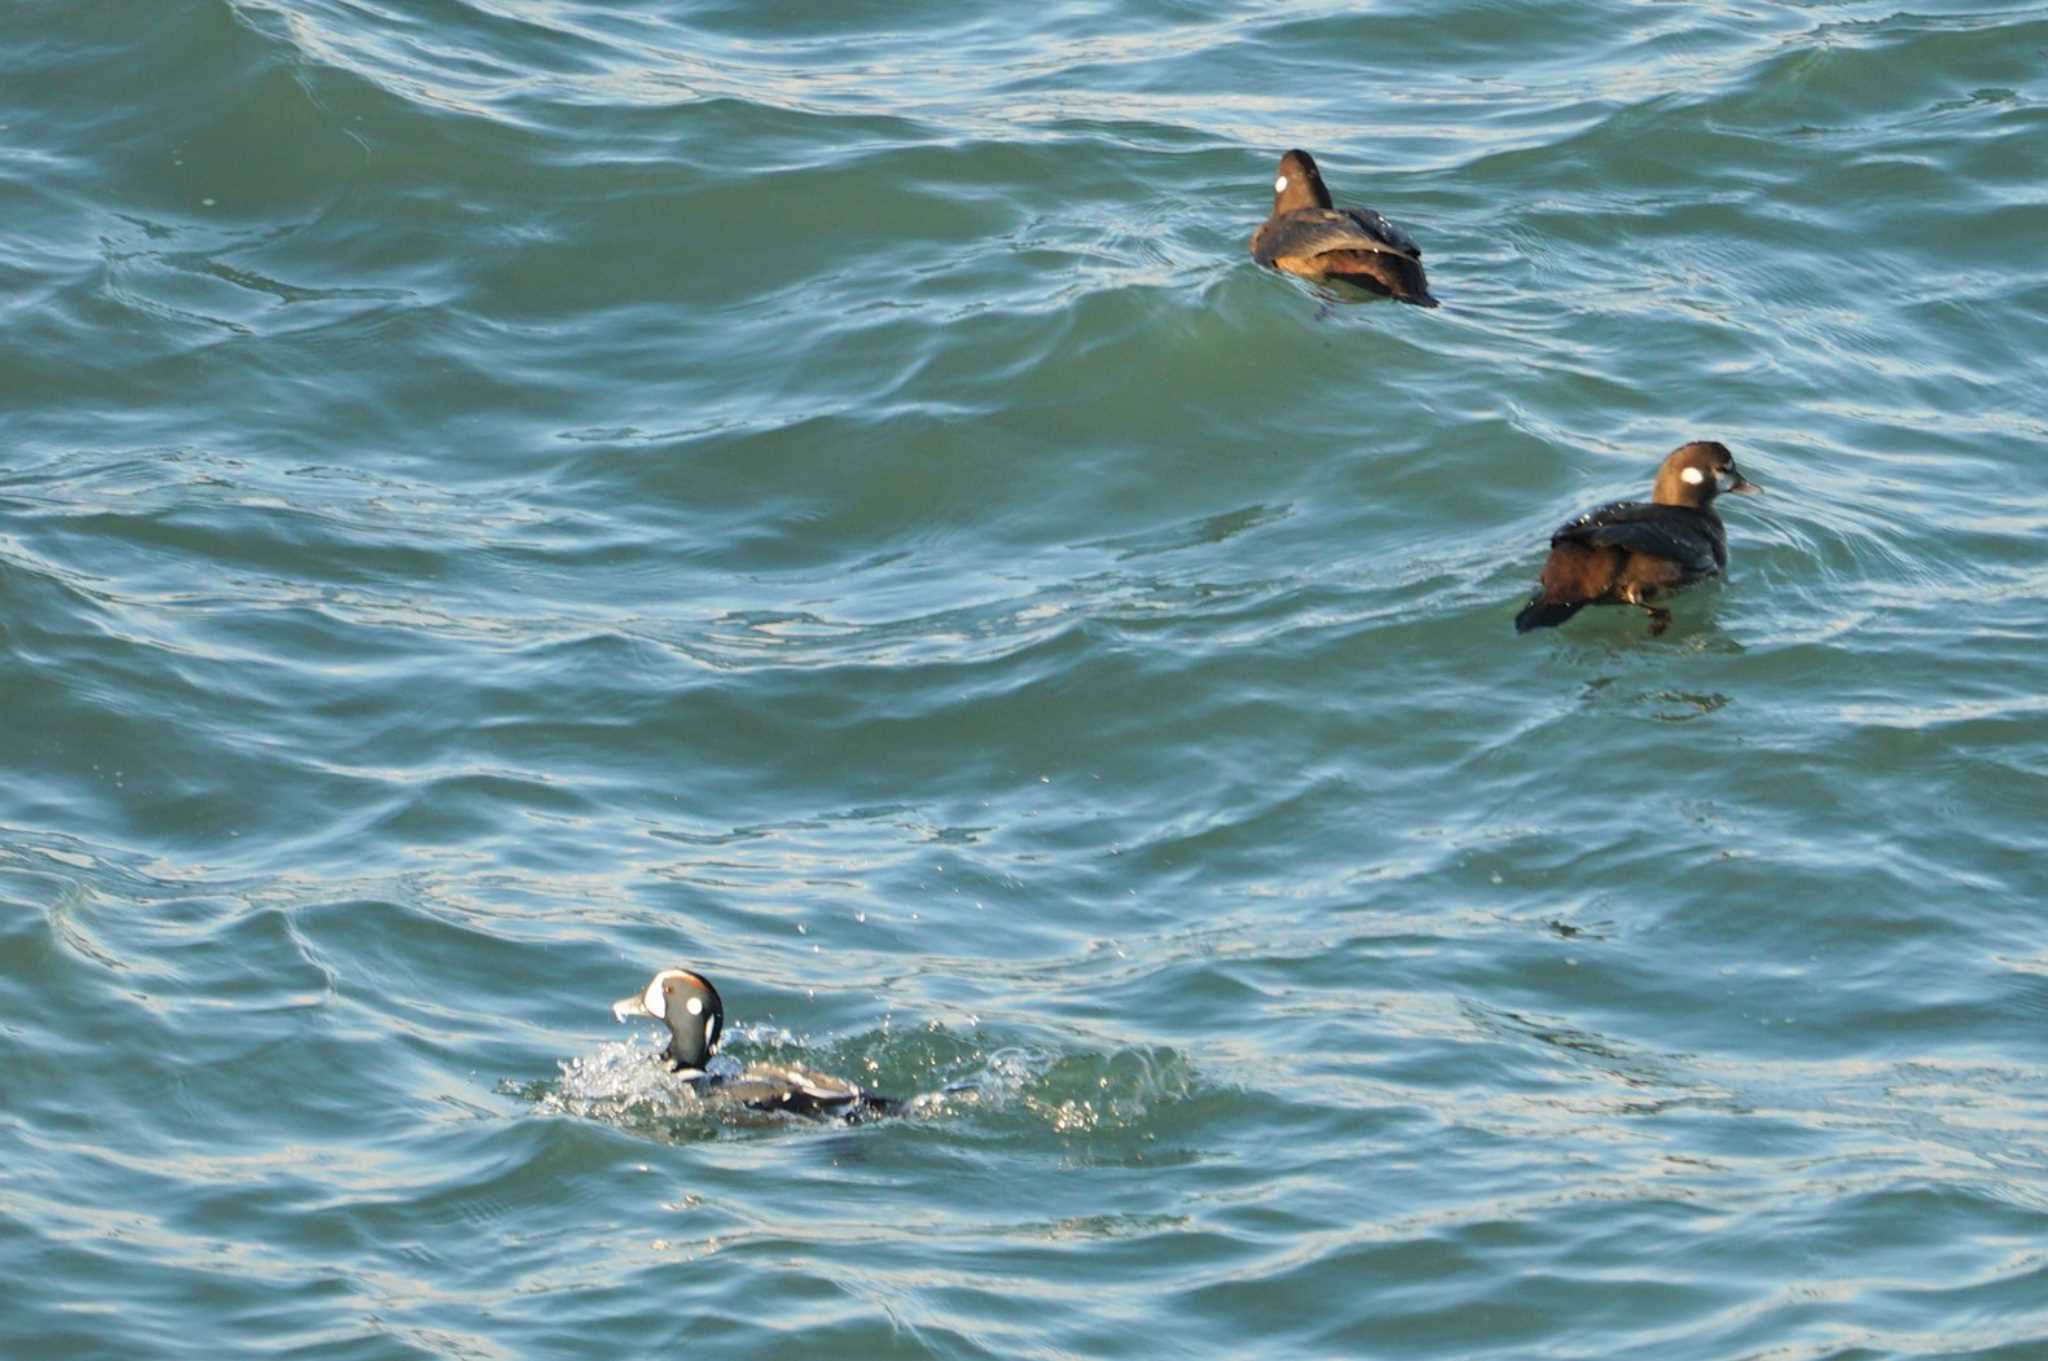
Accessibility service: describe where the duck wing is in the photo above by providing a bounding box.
[719,1065,896,1120]
[1252,207,1420,268]
[1342,206,1421,259]
[1553,500,1725,576]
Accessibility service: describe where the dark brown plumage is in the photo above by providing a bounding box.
[1515,441,1760,636]
[1249,149,1437,307]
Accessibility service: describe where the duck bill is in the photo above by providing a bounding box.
[612,992,654,1023]
[1724,470,1761,496]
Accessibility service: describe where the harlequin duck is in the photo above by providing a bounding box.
[1515,441,1760,636]
[612,967,897,1121]
[1249,149,1438,307]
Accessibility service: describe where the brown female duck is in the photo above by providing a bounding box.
[1249,149,1436,307]
[1515,441,1760,636]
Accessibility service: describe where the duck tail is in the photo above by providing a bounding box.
[1514,598,1582,633]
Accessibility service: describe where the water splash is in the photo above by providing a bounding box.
[515,1024,1205,1143]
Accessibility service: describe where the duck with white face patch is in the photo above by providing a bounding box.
[1249,148,1438,307]
[611,967,898,1121]
[1514,440,1761,636]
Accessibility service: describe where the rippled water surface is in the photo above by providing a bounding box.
[4,1,2047,1356]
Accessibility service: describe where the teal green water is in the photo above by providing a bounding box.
[5,1,2047,1356]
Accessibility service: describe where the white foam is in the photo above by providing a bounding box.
[532,1036,710,1121]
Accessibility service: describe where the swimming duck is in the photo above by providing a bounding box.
[1515,441,1760,636]
[1249,149,1437,307]
[612,966,897,1121]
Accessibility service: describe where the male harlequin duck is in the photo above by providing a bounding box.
[1515,440,1760,636]
[612,967,897,1121]
[1249,149,1438,307]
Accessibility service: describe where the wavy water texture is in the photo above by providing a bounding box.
[3,1,2047,1358]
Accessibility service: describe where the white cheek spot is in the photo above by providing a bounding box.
[685,996,703,1016]
[1681,466,1706,485]
[642,979,666,1020]
[1274,175,1288,193]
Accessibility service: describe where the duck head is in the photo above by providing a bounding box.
[613,967,726,1074]
[1270,149,1334,215]
[1651,440,1760,509]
